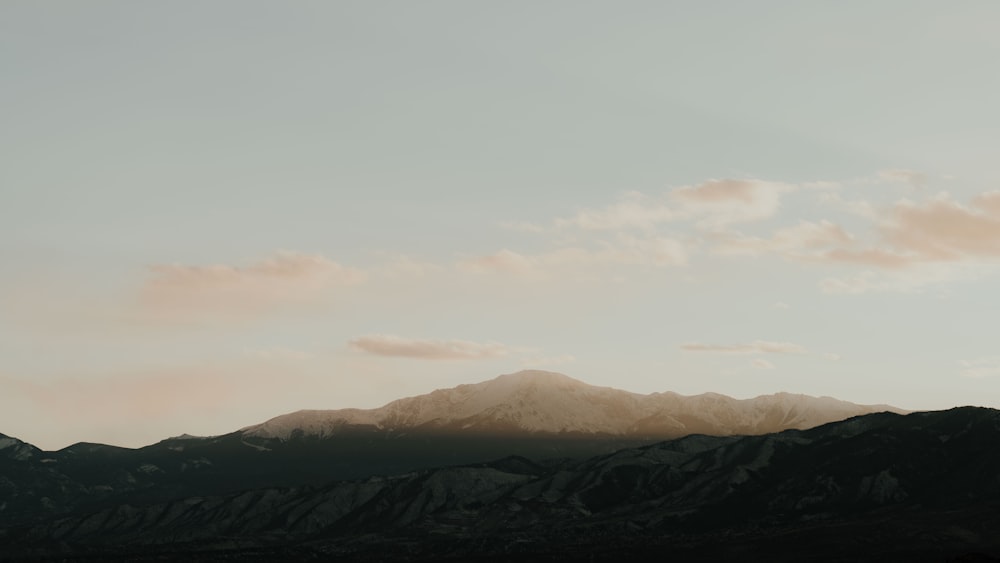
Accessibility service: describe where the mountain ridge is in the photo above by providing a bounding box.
[240,369,905,441]
[4,407,1000,562]
[0,369,908,536]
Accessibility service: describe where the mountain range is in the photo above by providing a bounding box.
[0,371,902,531]
[242,370,902,440]
[14,370,996,561]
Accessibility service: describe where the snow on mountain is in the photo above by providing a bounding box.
[242,370,905,441]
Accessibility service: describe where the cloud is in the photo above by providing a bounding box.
[820,193,1000,270]
[349,334,512,360]
[549,179,797,234]
[809,192,1000,293]
[818,192,879,220]
[459,249,539,276]
[671,179,796,228]
[773,301,791,309]
[374,254,443,279]
[885,196,1000,261]
[972,191,1000,216]
[819,248,914,269]
[474,178,1000,294]
[138,252,364,321]
[459,235,687,277]
[959,358,1000,379]
[822,352,842,361]
[714,220,852,257]
[751,358,775,369]
[680,340,807,355]
[878,169,927,189]
[554,191,676,232]
[818,262,987,295]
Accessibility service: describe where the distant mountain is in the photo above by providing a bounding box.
[243,369,903,440]
[4,407,1000,562]
[0,370,904,540]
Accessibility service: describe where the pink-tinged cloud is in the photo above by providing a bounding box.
[349,334,512,360]
[751,358,775,369]
[671,179,795,227]
[886,198,1000,260]
[139,252,364,320]
[809,193,1000,288]
[680,340,807,354]
[673,179,761,203]
[550,180,796,233]
[972,191,1000,216]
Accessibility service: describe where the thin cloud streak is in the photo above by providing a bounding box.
[138,252,364,321]
[459,235,687,277]
[959,358,1000,379]
[349,335,512,360]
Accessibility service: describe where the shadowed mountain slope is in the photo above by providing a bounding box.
[3,407,1000,561]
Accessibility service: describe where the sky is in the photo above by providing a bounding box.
[3,1,1000,450]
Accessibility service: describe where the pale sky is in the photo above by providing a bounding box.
[3,1,1000,450]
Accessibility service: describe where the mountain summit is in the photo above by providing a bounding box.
[242,369,903,440]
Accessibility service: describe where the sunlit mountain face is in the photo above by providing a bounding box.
[240,370,903,439]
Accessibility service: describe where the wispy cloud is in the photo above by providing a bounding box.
[459,235,687,277]
[751,358,775,369]
[550,179,798,234]
[680,340,807,355]
[959,357,1000,378]
[819,193,1000,269]
[713,220,852,258]
[349,334,512,360]
[672,179,796,228]
[138,252,364,321]
[885,196,1000,261]
[554,191,676,232]
[878,168,927,189]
